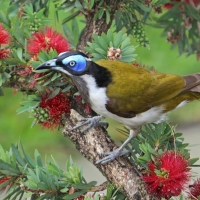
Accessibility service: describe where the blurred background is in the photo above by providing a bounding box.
[1,21,200,188]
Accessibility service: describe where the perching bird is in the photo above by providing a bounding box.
[36,51,200,164]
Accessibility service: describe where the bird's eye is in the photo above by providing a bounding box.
[69,61,76,67]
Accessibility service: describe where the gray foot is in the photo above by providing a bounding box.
[96,148,130,164]
[71,116,108,133]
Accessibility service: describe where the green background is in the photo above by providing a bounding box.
[1,18,200,185]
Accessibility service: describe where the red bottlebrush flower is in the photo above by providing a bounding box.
[0,49,10,59]
[0,24,11,59]
[0,176,11,191]
[0,23,10,45]
[17,65,33,77]
[27,27,70,56]
[143,151,191,199]
[37,92,71,129]
[189,179,200,199]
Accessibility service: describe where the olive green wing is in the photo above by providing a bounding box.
[96,60,185,117]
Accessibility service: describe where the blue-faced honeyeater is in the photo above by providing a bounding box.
[36,51,200,164]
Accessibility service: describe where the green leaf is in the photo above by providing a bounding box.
[37,182,48,191]
[62,10,81,24]
[51,72,61,81]
[3,72,11,79]
[121,54,136,63]
[43,79,52,86]
[113,31,123,47]
[16,105,32,114]
[98,36,109,51]
[3,186,21,200]
[95,8,104,20]
[0,160,19,175]
[106,9,110,24]
[16,48,23,60]
[107,29,113,42]
[95,48,106,55]
[63,3,75,13]
[73,181,96,190]
[60,187,69,193]
[27,168,40,183]
[47,164,62,176]
[75,0,83,11]
[91,53,104,59]
[11,144,26,167]
[47,88,60,100]
[134,1,151,12]
[121,46,135,55]
[0,10,10,27]
[121,37,131,49]
[62,85,72,92]
[190,157,199,165]
[34,149,43,167]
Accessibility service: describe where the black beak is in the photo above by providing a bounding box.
[35,59,57,70]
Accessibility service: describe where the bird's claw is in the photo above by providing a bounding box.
[71,116,108,133]
[95,148,130,165]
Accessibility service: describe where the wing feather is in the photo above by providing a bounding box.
[96,60,185,117]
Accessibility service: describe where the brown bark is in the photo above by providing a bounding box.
[63,110,151,199]
[77,0,120,54]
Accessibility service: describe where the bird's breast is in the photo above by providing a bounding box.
[79,74,166,128]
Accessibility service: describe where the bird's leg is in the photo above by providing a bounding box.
[71,115,108,133]
[96,128,140,165]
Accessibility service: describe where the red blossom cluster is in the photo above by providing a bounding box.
[18,27,71,89]
[142,151,191,199]
[17,65,33,77]
[27,26,70,56]
[189,179,200,199]
[38,92,71,129]
[0,23,11,59]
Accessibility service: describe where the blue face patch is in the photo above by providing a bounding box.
[62,55,86,72]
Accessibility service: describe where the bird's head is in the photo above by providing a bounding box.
[35,51,91,76]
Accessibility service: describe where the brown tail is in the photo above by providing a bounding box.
[182,74,200,93]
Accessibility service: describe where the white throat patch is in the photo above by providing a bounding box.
[81,74,109,114]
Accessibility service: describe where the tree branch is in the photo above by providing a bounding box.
[62,109,153,199]
[77,0,120,54]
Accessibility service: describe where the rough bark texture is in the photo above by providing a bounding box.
[63,110,151,200]
[77,0,120,54]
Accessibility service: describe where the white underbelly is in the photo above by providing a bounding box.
[92,103,166,128]
[82,74,166,128]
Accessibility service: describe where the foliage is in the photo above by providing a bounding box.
[85,30,137,62]
[0,0,200,199]
[121,122,199,168]
[0,142,96,200]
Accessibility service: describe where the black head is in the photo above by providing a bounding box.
[35,51,91,76]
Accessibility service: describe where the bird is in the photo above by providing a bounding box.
[36,51,200,164]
